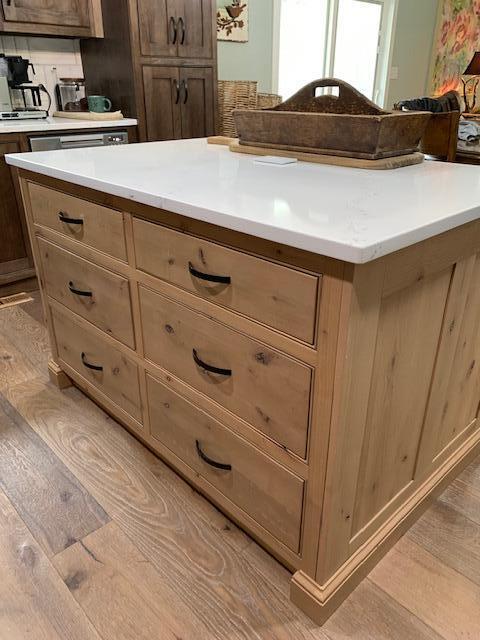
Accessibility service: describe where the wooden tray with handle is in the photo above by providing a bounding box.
[233,79,431,162]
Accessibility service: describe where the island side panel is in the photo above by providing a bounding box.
[297,220,480,622]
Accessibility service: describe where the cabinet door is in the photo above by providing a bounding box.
[180,66,215,139]
[137,0,177,57]
[1,0,91,27]
[176,0,213,59]
[0,141,31,273]
[143,66,182,141]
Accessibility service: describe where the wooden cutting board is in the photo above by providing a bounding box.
[207,137,424,170]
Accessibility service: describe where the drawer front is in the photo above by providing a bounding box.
[29,182,127,261]
[52,307,142,422]
[147,375,304,552]
[133,218,319,344]
[140,286,311,457]
[38,239,135,349]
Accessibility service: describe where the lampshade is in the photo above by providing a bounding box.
[463,52,480,75]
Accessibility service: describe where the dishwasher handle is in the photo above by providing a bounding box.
[29,131,129,152]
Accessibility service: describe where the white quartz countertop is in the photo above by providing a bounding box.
[6,138,480,263]
[0,116,137,134]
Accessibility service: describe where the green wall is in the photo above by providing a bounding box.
[217,0,440,103]
[217,0,274,92]
[385,0,439,107]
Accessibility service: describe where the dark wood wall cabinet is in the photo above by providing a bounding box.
[0,0,104,37]
[81,0,217,141]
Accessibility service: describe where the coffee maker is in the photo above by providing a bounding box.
[0,54,50,119]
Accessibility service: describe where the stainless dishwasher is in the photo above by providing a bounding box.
[29,130,129,151]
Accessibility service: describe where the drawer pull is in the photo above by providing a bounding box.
[81,352,103,372]
[195,440,232,471]
[169,15,177,44]
[188,261,231,285]
[192,348,232,377]
[58,212,84,225]
[68,281,93,297]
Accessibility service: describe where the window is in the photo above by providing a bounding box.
[273,0,397,106]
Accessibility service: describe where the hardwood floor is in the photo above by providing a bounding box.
[0,292,479,639]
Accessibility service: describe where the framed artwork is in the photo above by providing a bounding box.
[217,1,249,42]
[431,0,480,95]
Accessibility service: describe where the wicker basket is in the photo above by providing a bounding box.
[257,93,282,110]
[218,80,258,137]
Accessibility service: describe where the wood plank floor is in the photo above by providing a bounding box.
[0,291,479,640]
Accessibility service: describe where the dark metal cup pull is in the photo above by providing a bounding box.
[59,212,84,225]
[81,352,103,372]
[68,281,93,297]
[188,261,231,285]
[195,440,231,471]
[192,348,232,377]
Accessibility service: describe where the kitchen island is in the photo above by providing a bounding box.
[6,139,480,624]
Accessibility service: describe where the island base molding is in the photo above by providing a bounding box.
[291,424,480,624]
[15,168,480,626]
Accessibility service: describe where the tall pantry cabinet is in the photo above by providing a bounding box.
[80,0,217,141]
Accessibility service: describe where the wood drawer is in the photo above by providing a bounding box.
[133,218,319,344]
[139,286,312,457]
[29,182,127,261]
[38,239,135,349]
[147,375,304,552]
[52,307,142,422]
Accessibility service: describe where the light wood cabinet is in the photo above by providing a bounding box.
[38,238,135,349]
[133,217,319,343]
[0,0,103,37]
[81,0,217,141]
[147,374,305,552]
[139,286,312,457]
[18,174,480,627]
[29,182,127,261]
[52,305,142,421]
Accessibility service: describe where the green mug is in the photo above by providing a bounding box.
[87,95,112,113]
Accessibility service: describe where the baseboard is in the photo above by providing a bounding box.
[291,426,480,625]
[48,359,72,390]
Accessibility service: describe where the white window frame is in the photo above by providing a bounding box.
[272,0,398,107]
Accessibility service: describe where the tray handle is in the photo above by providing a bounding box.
[274,78,386,115]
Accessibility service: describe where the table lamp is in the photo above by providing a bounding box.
[462,52,480,113]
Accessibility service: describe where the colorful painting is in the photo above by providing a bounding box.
[431,0,480,96]
[217,1,249,42]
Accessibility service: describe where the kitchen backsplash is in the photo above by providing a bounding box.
[0,36,84,113]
